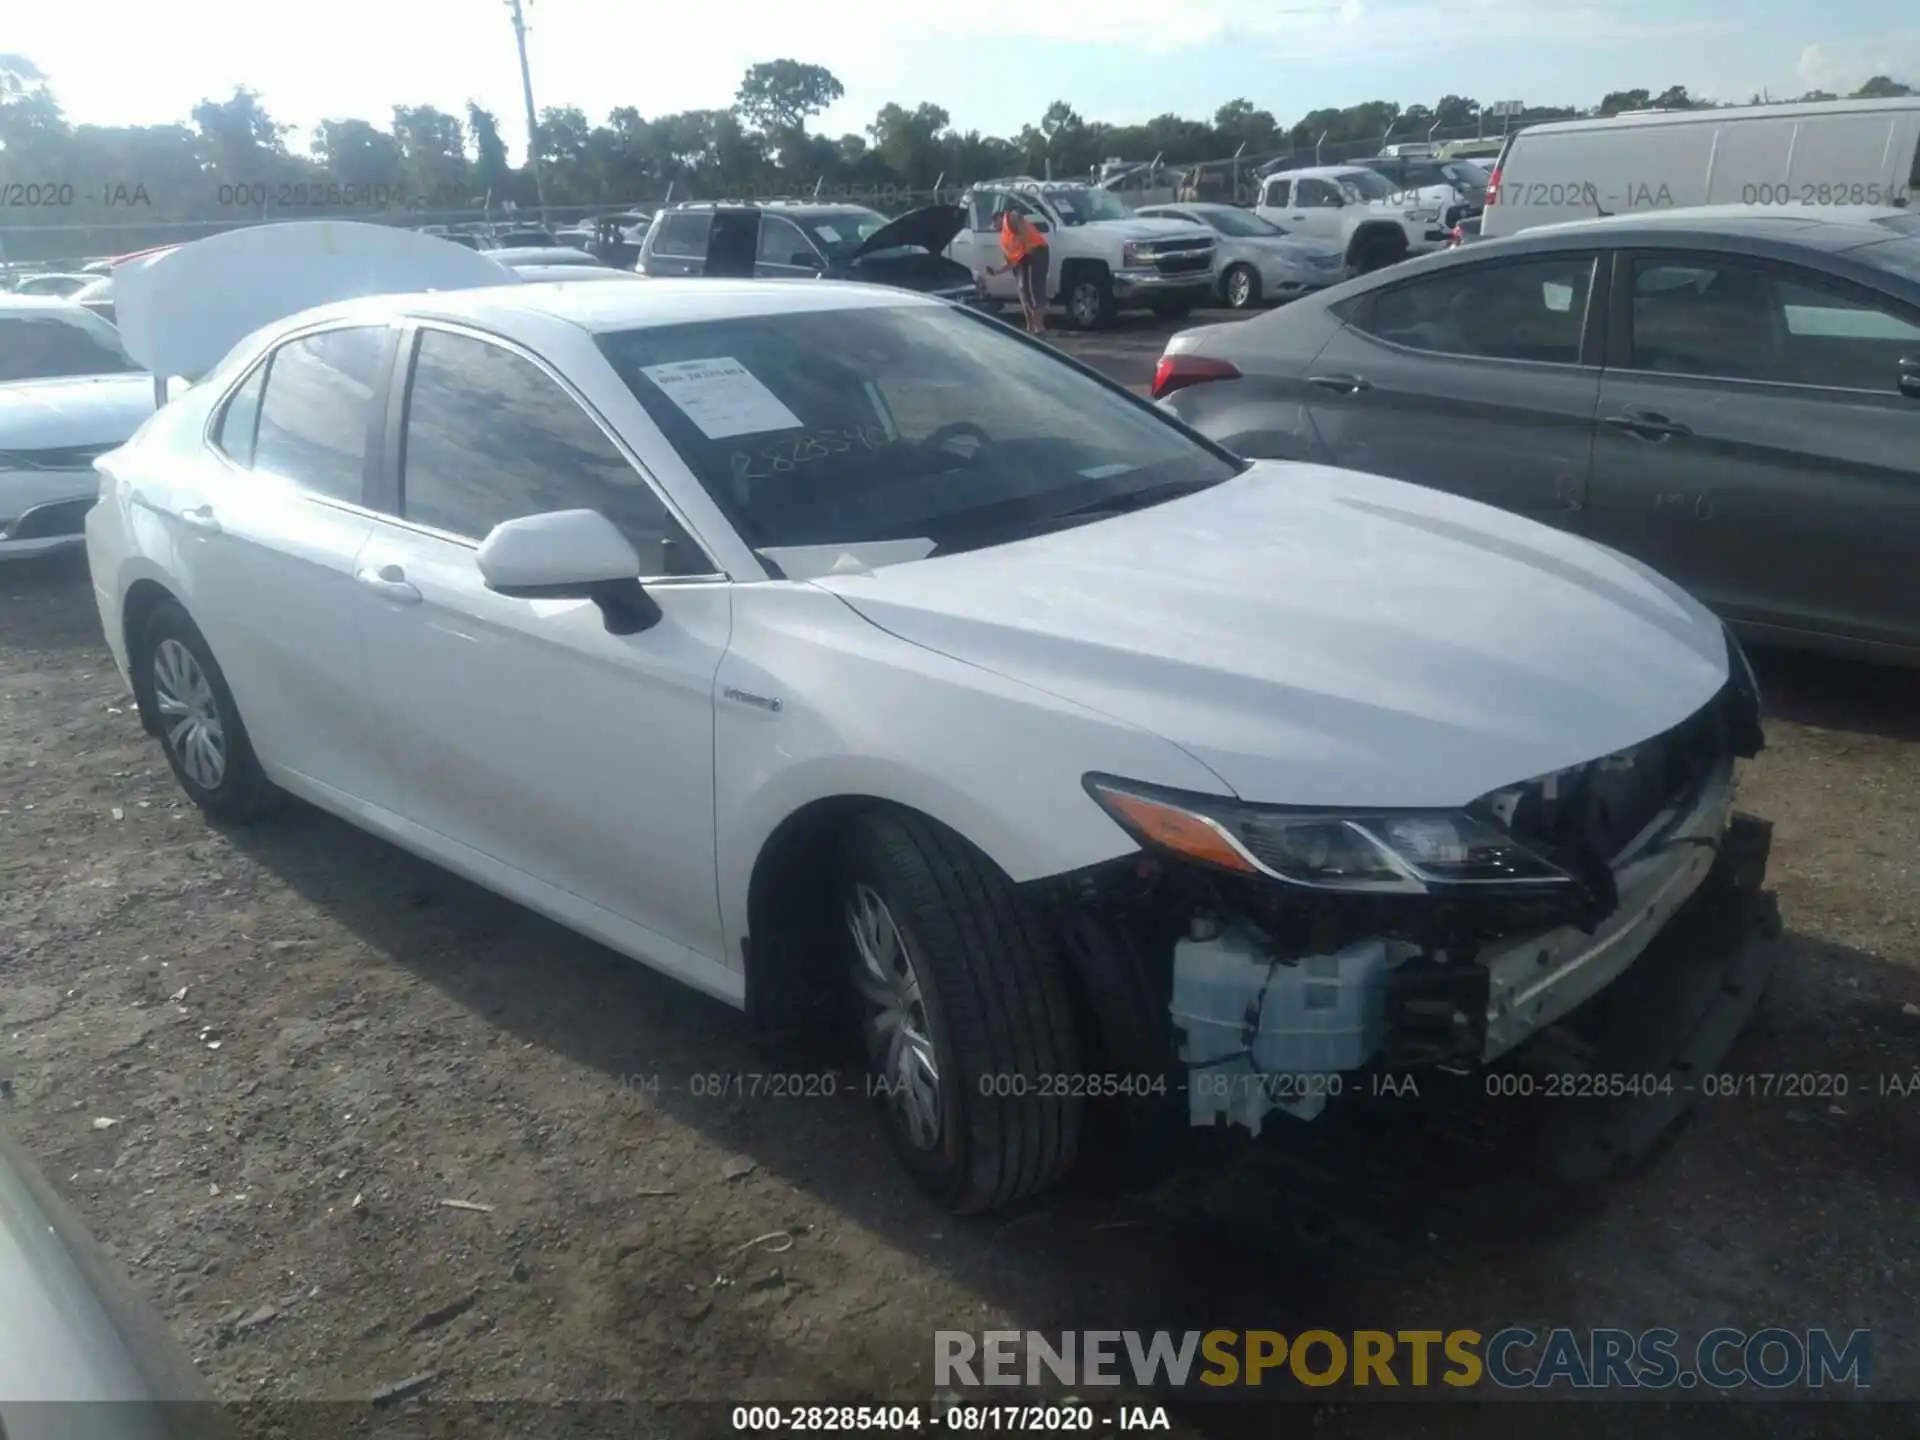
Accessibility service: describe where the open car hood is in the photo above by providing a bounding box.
[850,204,968,261]
[113,221,519,382]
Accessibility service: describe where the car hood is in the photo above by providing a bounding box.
[114,220,518,382]
[0,374,156,449]
[1081,217,1213,243]
[851,204,968,261]
[816,462,1731,808]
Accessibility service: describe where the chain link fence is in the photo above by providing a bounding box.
[1,121,1521,266]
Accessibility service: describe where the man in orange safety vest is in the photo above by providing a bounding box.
[984,202,1051,337]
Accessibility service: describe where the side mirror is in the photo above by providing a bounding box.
[477,509,662,635]
[1900,356,1920,400]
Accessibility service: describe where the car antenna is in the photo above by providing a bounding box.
[1585,183,1613,218]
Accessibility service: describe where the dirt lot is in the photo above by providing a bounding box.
[2,329,1917,1435]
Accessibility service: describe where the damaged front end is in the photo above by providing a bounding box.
[1037,629,1770,1140]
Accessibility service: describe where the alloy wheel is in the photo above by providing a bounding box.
[1227,269,1253,308]
[1070,282,1101,328]
[152,638,227,789]
[846,883,942,1150]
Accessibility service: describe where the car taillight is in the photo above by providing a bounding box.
[1152,353,1240,400]
[1449,224,1464,247]
[1484,166,1502,205]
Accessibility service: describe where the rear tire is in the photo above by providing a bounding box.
[836,810,1084,1213]
[1350,231,1407,274]
[1221,263,1262,310]
[137,600,278,824]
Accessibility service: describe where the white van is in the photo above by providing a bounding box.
[1481,97,1920,238]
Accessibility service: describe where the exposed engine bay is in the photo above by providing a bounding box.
[1035,633,1769,1139]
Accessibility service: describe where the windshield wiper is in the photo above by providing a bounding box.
[1040,474,1226,523]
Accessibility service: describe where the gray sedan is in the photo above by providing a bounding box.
[1155,208,1920,666]
[1136,202,1347,310]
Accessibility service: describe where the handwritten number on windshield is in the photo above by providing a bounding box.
[730,426,894,484]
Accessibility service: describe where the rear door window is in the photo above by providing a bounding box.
[1361,254,1597,363]
[757,215,814,267]
[1625,255,1920,390]
[250,326,387,503]
[652,212,710,258]
[213,362,268,466]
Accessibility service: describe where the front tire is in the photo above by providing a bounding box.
[137,600,278,823]
[1221,263,1262,310]
[1065,270,1117,331]
[837,810,1084,1213]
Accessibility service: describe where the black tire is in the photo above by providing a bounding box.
[136,600,278,823]
[836,809,1084,1213]
[1350,232,1407,275]
[1065,270,1117,331]
[1221,263,1262,310]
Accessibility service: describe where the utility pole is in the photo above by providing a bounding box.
[505,0,549,224]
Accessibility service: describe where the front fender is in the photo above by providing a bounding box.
[712,584,1226,966]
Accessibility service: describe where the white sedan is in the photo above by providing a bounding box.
[1,296,155,560]
[89,239,1767,1212]
[1136,202,1347,308]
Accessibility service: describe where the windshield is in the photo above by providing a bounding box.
[1332,169,1396,202]
[597,303,1237,554]
[1040,186,1136,225]
[0,309,141,381]
[805,210,891,263]
[1200,207,1284,237]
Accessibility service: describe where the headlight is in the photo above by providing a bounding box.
[1404,208,1439,223]
[1084,775,1574,894]
[1121,241,1147,267]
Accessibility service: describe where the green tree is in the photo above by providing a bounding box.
[390,104,468,203]
[1598,88,1653,116]
[312,118,406,190]
[465,103,513,197]
[867,101,950,186]
[734,60,844,134]
[1853,75,1914,98]
[191,88,290,183]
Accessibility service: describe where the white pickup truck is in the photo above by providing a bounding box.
[1253,164,1452,273]
[947,177,1217,329]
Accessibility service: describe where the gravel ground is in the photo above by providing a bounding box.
[2,327,1917,1435]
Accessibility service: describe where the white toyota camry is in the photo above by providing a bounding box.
[88,224,1769,1212]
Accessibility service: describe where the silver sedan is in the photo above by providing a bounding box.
[1137,201,1347,310]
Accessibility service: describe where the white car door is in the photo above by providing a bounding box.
[160,323,390,796]
[1285,177,1349,245]
[349,322,733,974]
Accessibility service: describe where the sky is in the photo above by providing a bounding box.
[6,0,1916,161]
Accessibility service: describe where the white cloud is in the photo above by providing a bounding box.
[1796,38,1920,94]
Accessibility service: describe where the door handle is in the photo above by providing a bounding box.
[355,563,422,604]
[1308,373,1373,395]
[1602,409,1693,440]
[177,504,221,534]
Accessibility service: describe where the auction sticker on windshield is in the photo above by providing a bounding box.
[639,357,802,439]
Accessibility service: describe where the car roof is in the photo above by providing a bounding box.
[292,276,936,337]
[666,201,880,217]
[1272,165,1372,181]
[1509,206,1913,253]
[1515,96,1920,139]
